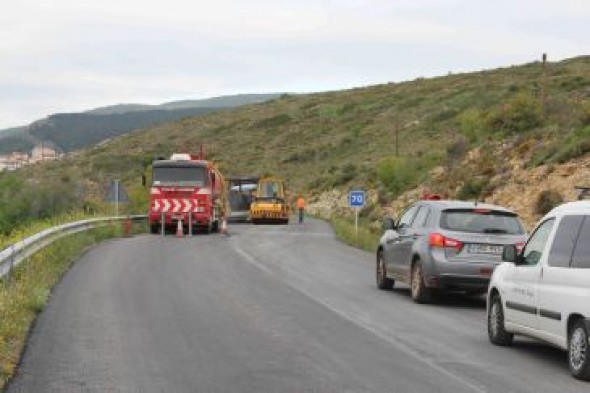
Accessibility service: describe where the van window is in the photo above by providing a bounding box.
[571,216,590,269]
[521,218,555,266]
[548,215,584,268]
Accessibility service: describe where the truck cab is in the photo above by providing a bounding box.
[148,154,226,234]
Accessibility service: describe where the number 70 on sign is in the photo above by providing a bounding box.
[348,190,365,208]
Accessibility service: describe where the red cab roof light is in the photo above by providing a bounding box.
[421,193,442,200]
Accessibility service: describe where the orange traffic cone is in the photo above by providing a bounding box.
[220,217,228,235]
[176,219,184,237]
[123,216,132,237]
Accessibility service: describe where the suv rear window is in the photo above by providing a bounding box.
[440,209,524,235]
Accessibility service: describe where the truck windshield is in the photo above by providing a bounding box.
[153,166,207,186]
[259,182,281,198]
[440,209,524,235]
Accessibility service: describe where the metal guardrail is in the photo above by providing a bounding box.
[0,215,147,280]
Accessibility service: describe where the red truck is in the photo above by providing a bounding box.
[148,153,227,234]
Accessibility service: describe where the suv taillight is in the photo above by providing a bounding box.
[515,241,525,253]
[429,233,463,251]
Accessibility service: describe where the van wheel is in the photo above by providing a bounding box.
[376,251,394,290]
[488,294,514,346]
[569,319,590,380]
[410,261,431,303]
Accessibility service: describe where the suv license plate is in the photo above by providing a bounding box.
[468,244,503,255]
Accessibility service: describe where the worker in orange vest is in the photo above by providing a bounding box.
[296,196,305,224]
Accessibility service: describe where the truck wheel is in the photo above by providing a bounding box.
[150,224,159,234]
[487,294,514,346]
[376,250,394,290]
[569,319,590,380]
[410,261,431,304]
[205,221,213,234]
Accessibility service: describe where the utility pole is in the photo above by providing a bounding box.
[115,179,119,217]
[541,53,548,119]
[395,118,399,157]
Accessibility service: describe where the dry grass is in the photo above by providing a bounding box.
[0,224,132,389]
[2,56,589,232]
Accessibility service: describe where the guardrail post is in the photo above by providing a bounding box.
[6,245,15,284]
[188,214,193,236]
[161,212,165,236]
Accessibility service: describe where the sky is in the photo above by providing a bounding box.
[0,0,589,129]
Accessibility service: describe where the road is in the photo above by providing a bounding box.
[6,219,589,392]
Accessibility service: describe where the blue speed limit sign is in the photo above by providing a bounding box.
[348,190,366,207]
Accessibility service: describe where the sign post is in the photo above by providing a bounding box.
[105,180,129,217]
[348,189,366,245]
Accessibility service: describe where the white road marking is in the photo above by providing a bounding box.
[229,242,487,393]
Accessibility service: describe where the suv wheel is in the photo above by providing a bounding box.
[410,261,431,303]
[487,294,514,346]
[376,251,394,290]
[569,319,590,380]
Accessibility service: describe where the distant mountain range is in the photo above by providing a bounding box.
[0,93,281,155]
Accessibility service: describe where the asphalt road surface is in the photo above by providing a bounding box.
[6,219,589,392]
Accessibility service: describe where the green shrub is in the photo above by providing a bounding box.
[330,215,380,252]
[377,157,415,197]
[431,108,460,122]
[332,164,358,187]
[485,93,542,134]
[560,76,589,91]
[317,105,340,119]
[535,190,563,215]
[457,178,487,200]
[579,101,590,126]
[457,108,485,142]
[377,153,441,197]
[254,114,292,128]
[551,125,590,163]
[532,125,590,166]
[445,137,468,165]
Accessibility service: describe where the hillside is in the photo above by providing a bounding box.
[26,107,222,153]
[86,93,282,115]
[0,94,281,155]
[0,56,589,234]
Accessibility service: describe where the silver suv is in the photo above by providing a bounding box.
[377,199,527,303]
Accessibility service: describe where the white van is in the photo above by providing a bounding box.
[487,201,590,380]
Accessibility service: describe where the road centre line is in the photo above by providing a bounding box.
[229,242,486,393]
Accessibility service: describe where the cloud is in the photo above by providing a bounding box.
[1,0,589,128]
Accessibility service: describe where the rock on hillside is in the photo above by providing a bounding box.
[308,140,590,232]
[487,157,590,230]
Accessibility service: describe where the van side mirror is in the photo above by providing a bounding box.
[502,245,518,263]
[382,217,396,231]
